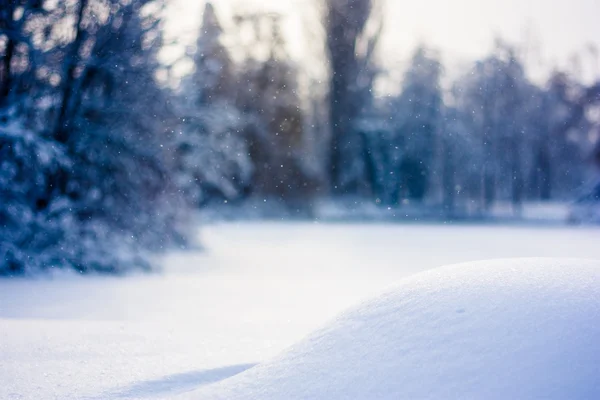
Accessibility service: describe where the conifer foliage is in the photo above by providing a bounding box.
[0,0,187,274]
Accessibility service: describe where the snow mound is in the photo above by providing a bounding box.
[182,258,600,400]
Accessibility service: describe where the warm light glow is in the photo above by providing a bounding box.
[164,0,600,86]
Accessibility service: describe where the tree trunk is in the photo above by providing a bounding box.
[538,145,552,200]
[329,69,351,192]
[54,0,88,144]
[0,39,14,106]
[482,127,495,211]
[325,0,373,194]
[0,1,15,107]
[442,138,455,214]
[510,137,523,213]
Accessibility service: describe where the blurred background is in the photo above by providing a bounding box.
[1,0,600,275]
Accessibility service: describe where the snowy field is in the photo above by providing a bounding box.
[1,222,599,400]
[189,258,600,399]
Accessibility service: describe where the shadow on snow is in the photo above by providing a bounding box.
[93,363,256,399]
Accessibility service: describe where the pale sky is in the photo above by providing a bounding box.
[164,0,600,89]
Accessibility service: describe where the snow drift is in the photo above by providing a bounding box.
[183,258,600,400]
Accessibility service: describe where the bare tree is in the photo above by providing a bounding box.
[323,0,381,193]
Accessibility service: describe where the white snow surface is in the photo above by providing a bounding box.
[1,223,599,399]
[184,258,600,400]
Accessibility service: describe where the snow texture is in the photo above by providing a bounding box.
[1,223,599,399]
[185,258,600,400]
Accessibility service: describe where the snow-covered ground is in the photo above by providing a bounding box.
[1,223,599,399]
[187,258,600,400]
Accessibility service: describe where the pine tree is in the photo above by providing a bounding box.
[175,2,252,206]
[232,12,316,206]
[1,0,190,274]
[394,47,443,201]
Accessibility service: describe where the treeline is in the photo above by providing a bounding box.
[324,0,599,215]
[351,44,600,214]
[1,0,599,274]
[176,0,600,216]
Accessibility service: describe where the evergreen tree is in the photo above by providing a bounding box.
[233,12,316,206]
[394,47,443,201]
[175,2,252,206]
[453,41,529,210]
[0,0,189,274]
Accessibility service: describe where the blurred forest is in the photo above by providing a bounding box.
[1,0,599,274]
